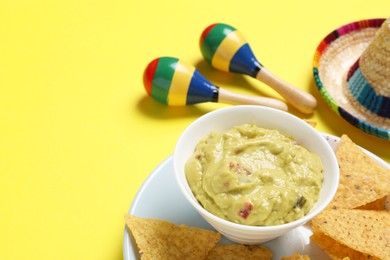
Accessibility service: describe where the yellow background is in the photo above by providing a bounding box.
[1,0,389,259]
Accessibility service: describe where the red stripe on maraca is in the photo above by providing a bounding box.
[143,58,159,96]
[199,23,217,48]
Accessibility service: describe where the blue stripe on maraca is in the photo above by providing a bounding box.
[211,29,247,73]
[229,43,262,78]
[186,69,219,104]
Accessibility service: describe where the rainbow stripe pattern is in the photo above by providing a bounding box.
[312,18,389,140]
[200,23,262,78]
[143,57,219,106]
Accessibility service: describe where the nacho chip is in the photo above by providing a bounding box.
[331,135,390,209]
[303,119,317,128]
[124,214,220,260]
[206,244,272,260]
[356,197,387,210]
[311,209,390,259]
[281,252,310,259]
[311,229,376,260]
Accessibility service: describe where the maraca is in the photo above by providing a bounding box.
[200,23,317,114]
[143,56,287,111]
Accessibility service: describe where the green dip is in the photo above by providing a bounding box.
[185,124,323,226]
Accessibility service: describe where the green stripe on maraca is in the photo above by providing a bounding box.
[200,23,236,64]
[152,57,178,104]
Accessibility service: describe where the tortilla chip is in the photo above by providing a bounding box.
[356,197,387,210]
[281,252,310,259]
[311,229,377,260]
[331,135,390,209]
[124,214,220,260]
[303,119,317,128]
[206,244,272,260]
[311,209,390,259]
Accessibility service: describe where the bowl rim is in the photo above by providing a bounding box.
[174,105,339,231]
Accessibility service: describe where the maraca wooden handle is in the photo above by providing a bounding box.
[257,68,317,114]
[218,88,288,111]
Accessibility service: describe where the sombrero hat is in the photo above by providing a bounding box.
[313,18,389,140]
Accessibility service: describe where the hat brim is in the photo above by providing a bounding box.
[313,18,389,141]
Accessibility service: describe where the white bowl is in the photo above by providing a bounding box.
[173,105,339,244]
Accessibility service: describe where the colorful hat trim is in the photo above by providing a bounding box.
[313,18,389,140]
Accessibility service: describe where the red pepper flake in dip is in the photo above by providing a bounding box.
[239,202,254,219]
[185,124,324,226]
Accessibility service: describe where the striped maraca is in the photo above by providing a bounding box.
[200,23,317,114]
[143,57,287,111]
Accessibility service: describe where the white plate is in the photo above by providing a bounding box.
[123,133,389,260]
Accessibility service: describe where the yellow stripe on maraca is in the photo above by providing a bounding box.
[211,30,247,72]
[168,59,195,106]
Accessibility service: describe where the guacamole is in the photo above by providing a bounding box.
[185,124,323,226]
